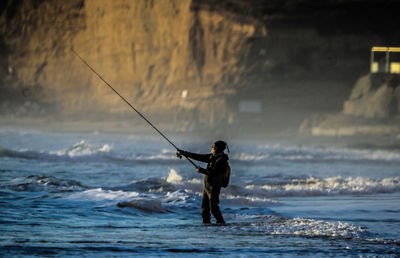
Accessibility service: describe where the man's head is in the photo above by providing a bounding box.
[212,140,228,154]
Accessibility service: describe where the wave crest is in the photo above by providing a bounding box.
[68,188,139,201]
[266,217,366,239]
[7,175,87,193]
[52,140,112,157]
[0,140,114,162]
[246,176,400,196]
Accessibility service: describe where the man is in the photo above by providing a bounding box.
[177,141,229,224]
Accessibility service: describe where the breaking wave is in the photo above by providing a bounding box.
[245,176,400,197]
[232,145,400,162]
[222,214,368,240]
[4,169,399,203]
[6,175,88,193]
[2,141,400,166]
[255,217,366,239]
[0,141,176,163]
[0,140,115,163]
[68,188,140,202]
[134,170,400,199]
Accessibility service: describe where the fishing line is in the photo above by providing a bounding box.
[71,48,198,168]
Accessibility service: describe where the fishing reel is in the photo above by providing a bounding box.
[176,150,183,159]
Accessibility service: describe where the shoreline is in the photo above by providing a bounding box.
[2,116,400,151]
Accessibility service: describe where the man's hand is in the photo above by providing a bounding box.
[196,167,206,174]
[176,149,185,159]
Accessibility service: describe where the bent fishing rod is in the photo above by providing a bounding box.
[71,48,198,168]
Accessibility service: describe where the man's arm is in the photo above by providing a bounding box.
[178,150,211,163]
[198,156,227,176]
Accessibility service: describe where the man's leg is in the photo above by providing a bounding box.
[209,186,225,224]
[201,189,211,223]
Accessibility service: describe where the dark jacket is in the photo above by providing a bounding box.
[183,151,229,188]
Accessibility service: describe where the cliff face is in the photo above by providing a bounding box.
[2,0,400,135]
[1,0,86,117]
[0,0,264,128]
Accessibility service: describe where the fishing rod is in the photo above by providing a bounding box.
[71,48,198,168]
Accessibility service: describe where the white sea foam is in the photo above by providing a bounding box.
[265,218,366,238]
[163,189,195,204]
[274,154,314,160]
[131,153,174,161]
[365,237,400,245]
[151,170,400,199]
[166,169,183,184]
[161,148,174,154]
[224,195,279,206]
[0,140,115,163]
[233,153,270,161]
[1,140,174,163]
[163,170,204,194]
[67,188,170,212]
[5,139,399,165]
[246,176,400,196]
[68,188,139,201]
[52,140,112,157]
[322,147,400,161]
[228,214,366,239]
[127,147,175,161]
[187,178,202,184]
[232,145,400,162]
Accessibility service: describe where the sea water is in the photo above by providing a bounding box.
[0,128,399,257]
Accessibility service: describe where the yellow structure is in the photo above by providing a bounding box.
[370,46,400,74]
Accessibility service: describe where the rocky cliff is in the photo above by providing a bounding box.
[1,0,400,135]
[0,0,265,131]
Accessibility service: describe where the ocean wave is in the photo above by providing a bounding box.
[7,169,399,203]
[264,217,366,239]
[104,169,201,195]
[365,237,400,245]
[162,189,198,204]
[166,169,184,184]
[68,188,170,213]
[117,199,168,213]
[131,170,400,200]
[229,142,400,163]
[6,175,87,193]
[51,140,112,157]
[232,147,400,163]
[224,195,280,206]
[228,213,366,239]
[0,141,177,163]
[225,214,367,240]
[116,170,278,206]
[0,140,115,163]
[233,153,270,161]
[2,140,400,165]
[68,188,139,202]
[245,176,400,197]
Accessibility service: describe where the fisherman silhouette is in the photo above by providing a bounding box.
[72,50,228,222]
[177,141,229,224]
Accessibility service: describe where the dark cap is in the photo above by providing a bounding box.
[213,140,229,153]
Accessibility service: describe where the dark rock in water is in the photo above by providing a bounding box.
[117,198,167,213]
